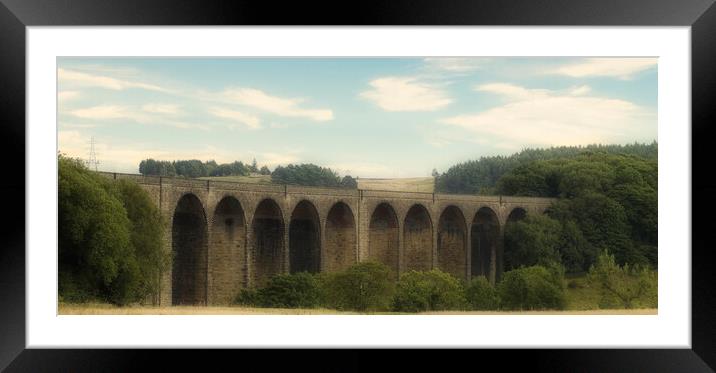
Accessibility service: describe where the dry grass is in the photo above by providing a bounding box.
[59,303,655,316]
[357,177,435,193]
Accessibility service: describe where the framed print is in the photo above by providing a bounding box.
[1,0,715,371]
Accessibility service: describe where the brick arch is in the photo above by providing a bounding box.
[171,193,208,306]
[250,198,285,286]
[209,195,246,305]
[368,202,399,277]
[437,205,467,279]
[289,199,321,274]
[403,203,433,271]
[471,206,500,283]
[324,201,357,272]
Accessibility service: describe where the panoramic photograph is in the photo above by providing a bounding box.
[57,57,657,315]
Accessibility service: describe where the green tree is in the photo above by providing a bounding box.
[503,215,563,270]
[112,179,169,302]
[259,165,271,175]
[588,250,657,309]
[498,265,566,311]
[322,261,395,312]
[59,154,167,305]
[465,276,500,310]
[392,270,466,312]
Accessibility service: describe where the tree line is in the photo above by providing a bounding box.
[138,158,270,178]
[435,142,657,195]
[139,158,358,189]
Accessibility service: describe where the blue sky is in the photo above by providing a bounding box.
[58,57,657,177]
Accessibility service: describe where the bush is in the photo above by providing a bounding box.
[234,272,323,308]
[322,262,395,312]
[588,250,657,309]
[392,270,466,312]
[498,265,566,310]
[465,276,499,310]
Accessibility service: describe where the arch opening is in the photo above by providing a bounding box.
[325,202,356,272]
[172,193,208,306]
[289,200,321,274]
[210,196,246,305]
[403,204,433,271]
[251,199,285,286]
[368,203,399,277]
[503,207,528,277]
[471,207,500,283]
[437,206,467,280]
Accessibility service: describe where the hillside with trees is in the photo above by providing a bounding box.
[435,142,657,195]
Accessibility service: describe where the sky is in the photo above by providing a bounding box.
[57,57,657,178]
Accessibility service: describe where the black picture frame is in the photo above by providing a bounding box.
[1,0,714,371]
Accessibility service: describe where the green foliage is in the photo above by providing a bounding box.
[392,270,467,312]
[235,272,323,308]
[340,175,358,188]
[436,142,657,195]
[465,276,500,310]
[59,154,167,305]
[139,158,176,176]
[112,179,169,301]
[503,215,562,270]
[322,262,395,312]
[271,163,348,188]
[498,265,566,310]
[259,165,272,175]
[588,251,657,309]
[495,150,657,271]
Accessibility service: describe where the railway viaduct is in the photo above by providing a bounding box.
[101,172,556,306]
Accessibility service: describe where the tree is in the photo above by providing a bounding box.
[503,215,562,271]
[271,164,342,187]
[588,250,657,309]
[392,270,466,312]
[250,158,258,173]
[340,175,357,189]
[59,154,167,305]
[259,165,271,175]
[431,168,439,178]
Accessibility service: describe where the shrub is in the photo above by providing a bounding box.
[588,250,657,309]
[465,276,499,310]
[392,270,466,312]
[235,272,323,308]
[322,262,395,312]
[498,265,566,310]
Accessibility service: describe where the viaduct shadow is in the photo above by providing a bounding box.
[172,193,208,306]
[289,200,321,273]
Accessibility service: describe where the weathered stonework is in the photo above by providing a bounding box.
[100,172,555,306]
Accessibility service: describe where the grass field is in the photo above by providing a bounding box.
[58,303,655,315]
[356,177,435,193]
[198,175,272,184]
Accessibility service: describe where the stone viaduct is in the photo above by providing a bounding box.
[100,172,555,306]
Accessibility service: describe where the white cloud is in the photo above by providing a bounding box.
[207,107,261,130]
[360,77,452,112]
[440,83,656,148]
[423,57,489,72]
[142,103,181,115]
[67,105,209,130]
[221,88,333,122]
[58,68,169,92]
[58,90,81,103]
[69,105,136,120]
[547,58,657,79]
